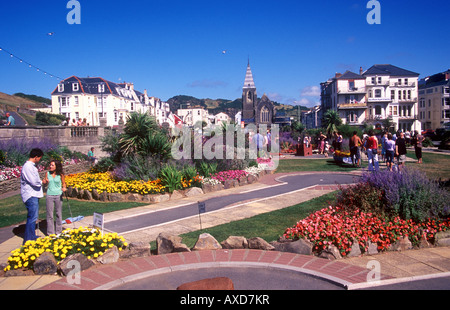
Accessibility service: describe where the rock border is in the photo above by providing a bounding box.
[64,170,272,203]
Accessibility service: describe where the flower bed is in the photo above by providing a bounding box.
[65,172,166,195]
[284,206,450,256]
[4,227,127,272]
[210,170,248,182]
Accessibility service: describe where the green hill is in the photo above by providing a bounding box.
[167,95,308,119]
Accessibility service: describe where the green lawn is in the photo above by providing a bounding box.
[0,195,147,228]
[152,192,337,249]
[275,157,361,173]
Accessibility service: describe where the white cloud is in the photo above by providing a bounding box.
[300,85,320,97]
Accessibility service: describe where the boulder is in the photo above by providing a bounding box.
[97,246,120,264]
[108,193,123,202]
[120,241,151,258]
[319,245,342,260]
[366,241,379,255]
[33,252,58,275]
[82,190,93,201]
[92,189,100,200]
[435,231,450,247]
[192,233,222,251]
[389,236,413,251]
[177,277,234,290]
[223,179,238,189]
[247,237,275,251]
[127,193,141,201]
[221,236,248,249]
[201,183,213,194]
[170,190,184,200]
[185,187,204,197]
[271,238,312,255]
[347,239,362,257]
[247,174,257,184]
[150,194,170,203]
[58,253,95,276]
[157,233,183,255]
[99,191,108,201]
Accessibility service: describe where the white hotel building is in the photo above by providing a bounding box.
[321,64,422,132]
[51,76,174,127]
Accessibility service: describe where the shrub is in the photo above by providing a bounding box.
[359,169,450,222]
[159,164,183,193]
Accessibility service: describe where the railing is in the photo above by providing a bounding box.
[69,126,98,137]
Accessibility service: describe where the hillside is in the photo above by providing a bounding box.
[0,91,49,110]
[167,95,309,118]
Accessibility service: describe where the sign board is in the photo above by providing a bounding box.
[93,212,104,235]
[197,201,206,230]
[198,201,206,214]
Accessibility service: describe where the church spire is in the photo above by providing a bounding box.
[243,60,256,89]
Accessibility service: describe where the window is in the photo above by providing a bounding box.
[404,78,408,85]
[74,96,79,106]
[371,77,376,84]
[398,79,402,85]
[60,97,68,107]
[375,105,382,115]
[98,84,105,93]
[72,83,79,91]
[391,90,395,99]
[349,81,355,90]
[260,106,270,123]
[375,89,381,98]
[58,83,64,92]
[393,106,398,116]
[377,77,382,84]
[408,90,411,100]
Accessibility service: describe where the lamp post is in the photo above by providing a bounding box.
[99,82,106,127]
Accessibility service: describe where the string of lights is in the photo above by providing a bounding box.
[0,46,63,81]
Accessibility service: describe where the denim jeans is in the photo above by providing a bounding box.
[24,197,40,244]
[367,148,379,171]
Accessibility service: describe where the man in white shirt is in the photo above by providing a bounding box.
[20,148,44,244]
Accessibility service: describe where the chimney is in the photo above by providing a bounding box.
[144,89,148,96]
[335,72,342,78]
[360,67,363,75]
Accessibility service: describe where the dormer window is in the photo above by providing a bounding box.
[58,83,64,92]
[98,84,105,93]
[72,83,79,91]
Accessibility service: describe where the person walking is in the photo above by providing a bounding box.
[43,160,66,235]
[317,131,326,155]
[381,132,388,162]
[366,130,379,171]
[252,129,265,158]
[395,131,407,171]
[412,130,424,164]
[349,131,362,167]
[20,148,44,244]
[5,112,15,126]
[384,133,396,171]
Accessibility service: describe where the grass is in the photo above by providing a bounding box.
[0,195,147,228]
[275,157,361,173]
[405,151,450,181]
[165,192,337,249]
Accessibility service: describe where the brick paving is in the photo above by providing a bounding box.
[39,249,394,290]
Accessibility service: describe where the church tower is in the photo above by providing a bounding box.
[242,60,257,122]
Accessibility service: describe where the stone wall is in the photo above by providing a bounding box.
[0,162,92,196]
[0,126,106,157]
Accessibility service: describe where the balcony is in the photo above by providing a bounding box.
[338,87,366,94]
[367,97,392,103]
[338,102,367,109]
[390,82,416,88]
[398,97,417,103]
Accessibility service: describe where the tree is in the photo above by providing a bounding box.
[323,110,342,137]
[119,112,159,157]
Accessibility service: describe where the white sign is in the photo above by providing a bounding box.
[93,212,104,235]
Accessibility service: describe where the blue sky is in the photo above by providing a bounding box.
[1,0,449,107]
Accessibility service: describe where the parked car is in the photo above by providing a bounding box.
[421,129,437,140]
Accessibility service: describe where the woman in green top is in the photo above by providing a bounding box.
[43,160,66,235]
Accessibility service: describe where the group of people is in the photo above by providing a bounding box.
[316,131,343,157]
[61,117,89,127]
[20,148,67,244]
[351,129,424,172]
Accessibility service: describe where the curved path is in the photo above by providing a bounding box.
[104,173,359,235]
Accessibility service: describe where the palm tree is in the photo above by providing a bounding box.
[119,112,159,157]
[323,110,342,137]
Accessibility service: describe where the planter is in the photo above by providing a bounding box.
[333,155,352,165]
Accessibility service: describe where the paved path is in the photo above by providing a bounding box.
[1,171,450,290]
